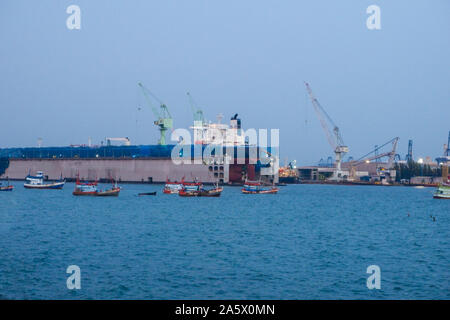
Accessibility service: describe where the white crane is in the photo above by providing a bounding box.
[304,82,349,180]
[348,137,399,182]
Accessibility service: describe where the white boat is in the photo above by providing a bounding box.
[24,171,65,189]
[163,178,184,194]
[433,183,450,199]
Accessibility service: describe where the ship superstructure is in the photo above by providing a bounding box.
[191,113,245,146]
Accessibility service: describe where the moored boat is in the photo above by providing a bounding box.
[198,187,223,197]
[179,185,223,197]
[0,181,13,191]
[73,178,120,196]
[433,183,450,199]
[241,181,278,194]
[138,192,157,196]
[178,179,223,197]
[433,173,450,199]
[24,171,65,189]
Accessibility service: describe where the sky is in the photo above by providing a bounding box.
[0,0,449,165]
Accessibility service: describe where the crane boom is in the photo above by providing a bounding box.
[138,82,161,119]
[304,82,348,180]
[137,82,173,145]
[354,137,399,166]
[304,82,346,150]
[187,92,204,122]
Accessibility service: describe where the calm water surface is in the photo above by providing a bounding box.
[0,182,448,299]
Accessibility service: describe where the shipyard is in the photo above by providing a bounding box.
[1,0,449,305]
[1,82,448,189]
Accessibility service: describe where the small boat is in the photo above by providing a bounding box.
[163,178,184,194]
[0,181,13,191]
[241,181,278,194]
[198,187,223,197]
[179,187,223,197]
[73,178,120,197]
[433,183,450,199]
[138,191,157,196]
[179,181,222,197]
[24,171,65,189]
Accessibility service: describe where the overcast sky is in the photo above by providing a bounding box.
[1,0,449,164]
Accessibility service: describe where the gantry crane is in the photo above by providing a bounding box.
[405,139,413,162]
[138,82,173,145]
[305,82,349,180]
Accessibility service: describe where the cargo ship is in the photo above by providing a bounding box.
[278,160,299,184]
[0,115,279,185]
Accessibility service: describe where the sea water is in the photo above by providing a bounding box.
[0,182,448,299]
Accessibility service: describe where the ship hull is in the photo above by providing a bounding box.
[2,158,277,184]
[5,158,216,184]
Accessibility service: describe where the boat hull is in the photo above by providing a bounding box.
[241,188,278,194]
[0,185,13,191]
[95,188,121,197]
[72,191,98,196]
[24,181,65,189]
[433,195,450,199]
[163,189,180,194]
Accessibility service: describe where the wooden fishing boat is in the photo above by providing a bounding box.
[178,179,222,197]
[198,187,223,197]
[179,187,223,197]
[433,173,450,199]
[73,178,120,197]
[24,171,65,189]
[241,181,278,194]
[0,181,13,191]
